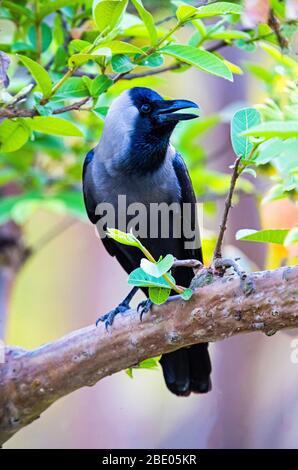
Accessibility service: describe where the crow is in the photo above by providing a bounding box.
[82,87,211,396]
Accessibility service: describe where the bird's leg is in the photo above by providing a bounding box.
[96,286,139,329]
[137,299,153,321]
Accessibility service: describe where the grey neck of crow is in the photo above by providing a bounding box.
[94,92,175,176]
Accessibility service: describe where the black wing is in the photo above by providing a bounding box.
[82,148,140,270]
[172,151,203,263]
[82,148,98,224]
[160,152,211,397]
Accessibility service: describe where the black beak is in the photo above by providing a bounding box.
[154,99,199,123]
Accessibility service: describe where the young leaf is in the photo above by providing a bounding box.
[242,121,298,139]
[196,2,243,18]
[161,44,233,81]
[17,55,52,98]
[141,254,174,278]
[54,77,90,100]
[176,5,198,23]
[231,108,261,158]
[107,228,140,247]
[96,40,143,54]
[93,0,128,33]
[210,30,251,40]
[111,54,135,73]
[138,52,164,68]
[253,138,285,165]
[125,368,133,378]
[54,191,86,219]
[128,268,173,288]
[236,229,289,245]
[90,75,113,98]
[131,0,158,45]
[138,357,161,369]
[0,119,30,152]
[0,192,41,225]
[28,23,52,52]
[284,227,298,246]
[181,288,193,300]
[234,39,256,52]
[149,286,171,305]
[27,117,83,137]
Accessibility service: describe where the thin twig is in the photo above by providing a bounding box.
[268,9,288,49]
[0,97,90,118]
[173,258,203,270]
[213,157,242,260]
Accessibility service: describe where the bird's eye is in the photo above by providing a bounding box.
[141,103,151,114]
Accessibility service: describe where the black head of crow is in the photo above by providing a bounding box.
[83,87,212,396]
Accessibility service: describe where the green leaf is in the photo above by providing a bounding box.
[1,0,34,19]
[28,23,52,52]
[160,44,233,81]
[107,228,140,247]
[69,39,92,54]
[27,117,83,137]
[55,77,90,100]
[0,192,40,225]
[236,229,289,245]
[254,138,285,165]
[90,75,113,98]
[128,268,173,288]
[0,119,30,152]
[40,0,86,19]
[138,52,164,68]
[231,108,261,158]
[245,62,274,83]
[284,227,298,246]
[53,45,67,71]
[125,368,133,378]
[17,55,52,98]
[141,254,174,278]
[131,0,158,45]
[138,356,161,369]
[93,0,128,33]
[181,288,193,300]
[54,191,86,219]
[243,121,298,139]
[176,5,198,23]
[242,167,257,178]
[260,42,298,71]
[0,169,18,186]
[149,286,171,305]
[68,41,140,67]
[210,30,251,40]
[96,40,143,54]
[111,54,135,73]
[196,2,243,18]
[234,39,256,52]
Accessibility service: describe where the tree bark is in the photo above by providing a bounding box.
[0,265,298,446]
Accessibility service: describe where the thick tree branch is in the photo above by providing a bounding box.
[1,265,298,446]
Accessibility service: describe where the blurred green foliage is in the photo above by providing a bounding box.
[0,0,297,247]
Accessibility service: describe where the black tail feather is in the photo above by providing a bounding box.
[160,343,212,396]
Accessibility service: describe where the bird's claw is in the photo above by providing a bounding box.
[96,304,129,330]
[137,299,153,321]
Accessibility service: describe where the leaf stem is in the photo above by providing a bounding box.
[138,244,184,294]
